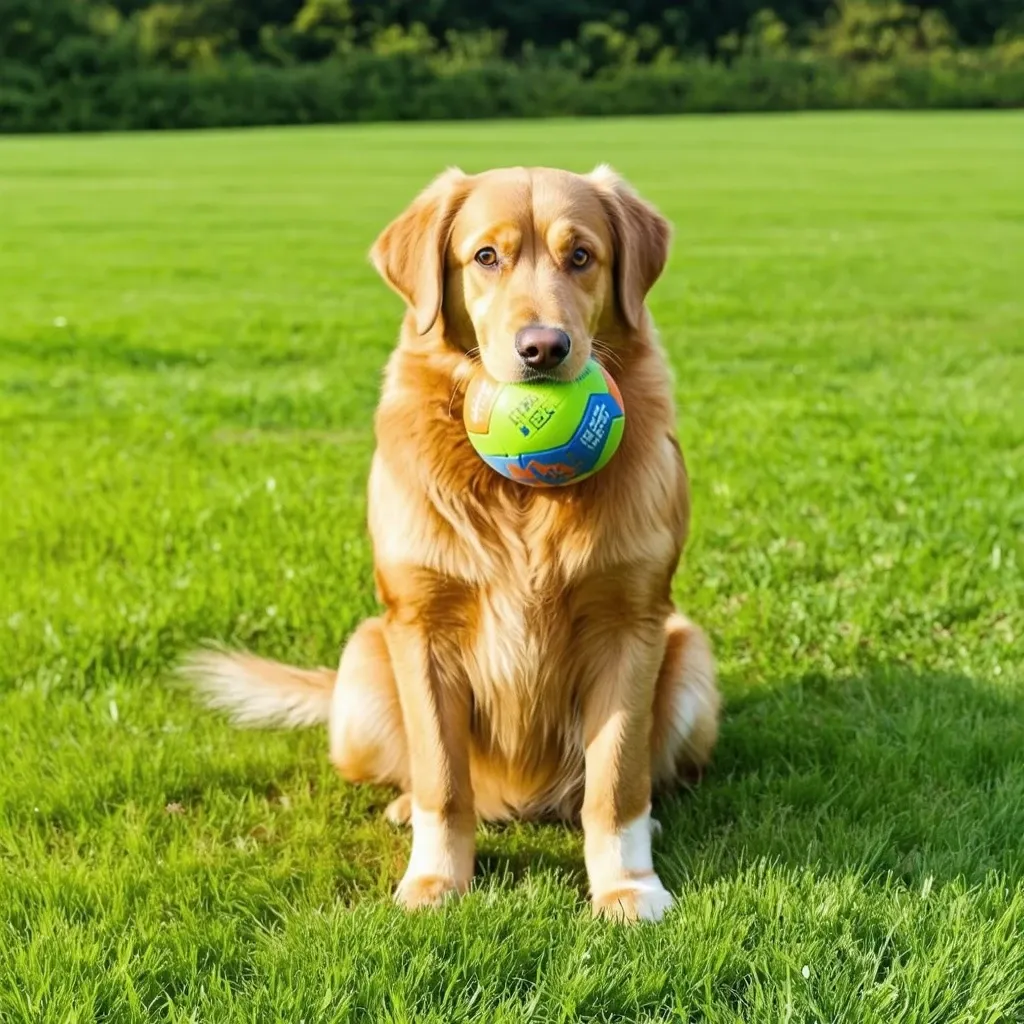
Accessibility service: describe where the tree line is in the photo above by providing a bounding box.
[2,0,1022,131]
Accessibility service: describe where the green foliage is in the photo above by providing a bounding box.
[1,112,1023,1021]
[4,0,1023,74]
[814,0,957,61]
[2,0,1022,131]
[370,21,437,57]
[292,0,354,56]
[2,49,1023,132]
[134,1,239,68]
[574,19,672,75]
[441,28,508,70]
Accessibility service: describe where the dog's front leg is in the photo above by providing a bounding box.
[581,626,673,923]
[386,619,475,909]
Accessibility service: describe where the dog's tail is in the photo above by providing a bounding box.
[181,650,335,728]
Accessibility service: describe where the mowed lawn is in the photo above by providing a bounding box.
[1,112,1023,1022]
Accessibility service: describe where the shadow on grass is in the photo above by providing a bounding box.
[651,664,1024,891]
[476,832,586,893]
[473,664,1024,899]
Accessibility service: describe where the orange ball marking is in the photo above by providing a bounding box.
[464,373,501,434]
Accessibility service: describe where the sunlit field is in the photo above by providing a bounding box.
[2,112,1023,1022]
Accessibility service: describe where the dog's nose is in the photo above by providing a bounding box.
[515,326,571,372]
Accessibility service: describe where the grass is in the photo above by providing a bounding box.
[1,111,1023,1022]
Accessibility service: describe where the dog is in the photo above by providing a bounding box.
[186,165,720,922]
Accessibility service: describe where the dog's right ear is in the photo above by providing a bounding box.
[370,167,471,336]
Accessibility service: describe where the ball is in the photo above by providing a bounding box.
[463,358,625,487]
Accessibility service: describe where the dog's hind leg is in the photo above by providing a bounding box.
[650,613,720,790]
[330,617,410,807]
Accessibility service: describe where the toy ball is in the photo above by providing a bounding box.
[463,358,625,487]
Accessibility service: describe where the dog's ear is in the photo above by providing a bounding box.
[370,167,471,336]
[590,164,671,332]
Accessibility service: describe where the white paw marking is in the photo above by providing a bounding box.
[628,878,675,922]
[594,874,676,923]
[384,793,412,826]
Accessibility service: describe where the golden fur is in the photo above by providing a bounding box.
[187,165,720,922]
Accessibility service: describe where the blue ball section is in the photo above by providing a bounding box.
[481,391,623,486]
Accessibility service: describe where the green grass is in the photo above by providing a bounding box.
[1,112,1023,1022]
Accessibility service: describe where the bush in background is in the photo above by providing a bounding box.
[1,0,1022,131]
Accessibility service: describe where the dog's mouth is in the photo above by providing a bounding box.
[514,365,580,385]
[500,354,594,386]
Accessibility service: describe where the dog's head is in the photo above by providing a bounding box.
[370,165,671,383]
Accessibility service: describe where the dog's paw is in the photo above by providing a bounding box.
[384,793,412,826]
[394,873,466,910]
[592,877,675,923]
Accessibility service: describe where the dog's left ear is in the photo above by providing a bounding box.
[590,164,671,332]
[370,167,471,336]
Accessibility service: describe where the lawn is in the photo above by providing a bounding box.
[1,112,1023,1022]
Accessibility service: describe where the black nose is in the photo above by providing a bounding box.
[514,326,571,371]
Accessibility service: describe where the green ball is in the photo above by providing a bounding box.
[463,358,626,487]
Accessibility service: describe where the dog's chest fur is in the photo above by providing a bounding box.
[368,346,685,814]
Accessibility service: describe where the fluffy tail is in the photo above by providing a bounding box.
[182,650,335,728]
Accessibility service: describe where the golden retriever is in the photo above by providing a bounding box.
[187,165,720,922]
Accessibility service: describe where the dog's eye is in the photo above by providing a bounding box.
[571,247,591,268]
[475,247,498,267]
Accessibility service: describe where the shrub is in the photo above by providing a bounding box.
[1,49,1022,133]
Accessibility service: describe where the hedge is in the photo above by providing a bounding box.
[2,52,1023,133]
